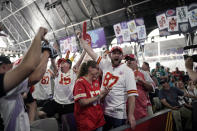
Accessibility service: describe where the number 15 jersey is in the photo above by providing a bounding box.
[97,56,138,119]
[53,69,77,105]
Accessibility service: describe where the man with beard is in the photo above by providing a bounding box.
[79,36,138,130]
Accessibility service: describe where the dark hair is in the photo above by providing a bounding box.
[160,78,168,85]
[77,60,97,79]
[0,56,11,66]
[143,62,149,68]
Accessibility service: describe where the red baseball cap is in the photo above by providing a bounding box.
[125,54,136,61]
[110,46,123,54]
[57,58,72,68]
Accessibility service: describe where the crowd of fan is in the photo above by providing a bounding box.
[149,63,197,131]
[0,27,196,131]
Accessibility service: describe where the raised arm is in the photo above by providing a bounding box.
[73,50,86,73]
[51,58,58,77]
[79,37,98,61]
[3,27,48,93]
[185,57,197,82]
[28,51,50,87]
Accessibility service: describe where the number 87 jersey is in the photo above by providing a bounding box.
[32,69,53,100]
[97,56,138,120]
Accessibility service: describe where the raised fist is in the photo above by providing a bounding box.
[38,27,48,41]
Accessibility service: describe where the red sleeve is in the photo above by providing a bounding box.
[73,80,87,101]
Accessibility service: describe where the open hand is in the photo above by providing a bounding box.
[128,115,136,130]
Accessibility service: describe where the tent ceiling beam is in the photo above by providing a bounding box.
[89,0,102,26]
[0,0,36,23]
[34,1,57,41]
[50,0,69,36]
[80,0,98,28]
[17,0,151,45]
[60,2,76,34]
[5,3,32,41]
[2,19,24,44]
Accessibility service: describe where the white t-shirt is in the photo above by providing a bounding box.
[53,69,77,104]
[97,56,138,119]
[140,70,155,92]
[32,69,53,100]
[0,79,30,131]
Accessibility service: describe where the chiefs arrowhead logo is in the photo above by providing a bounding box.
[166,9,175,17]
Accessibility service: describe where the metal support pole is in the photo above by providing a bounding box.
[0,0,35,22]
[81,0,95,28]
[34,1,57,40]
[5,5,32,41]
[3,19,24,43]
[60,3,76,33]
[90,0,102,26]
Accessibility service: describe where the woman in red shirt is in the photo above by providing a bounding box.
[73,60,108,131]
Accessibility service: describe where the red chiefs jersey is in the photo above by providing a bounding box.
[73,77,105,131]
[134,70,149,120]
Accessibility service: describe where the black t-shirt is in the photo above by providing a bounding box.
[0,73,6,97]
[24,91,35,104]
[23,92,35,112]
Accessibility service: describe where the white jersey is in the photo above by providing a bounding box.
[0,79,30,131]
[97,56,138,119]
[53,69,77,104]
[32,69,53,100]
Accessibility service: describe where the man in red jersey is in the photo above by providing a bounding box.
[125,54,154,120]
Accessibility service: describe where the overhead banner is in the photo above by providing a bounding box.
[59,36,78,54]
[188,8,197,27]
[113,18,146,44]
[87,28,107,49]
[156,3,197,36]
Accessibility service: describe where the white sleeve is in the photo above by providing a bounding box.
[142,71,153,83]
[125,67,138,97]
[96,56,110,71]
[142,71,156,92]
[6,79,29,97]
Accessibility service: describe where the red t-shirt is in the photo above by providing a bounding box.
[73,77,105,131]
[172,71,183,80]
[134,71,149,120]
